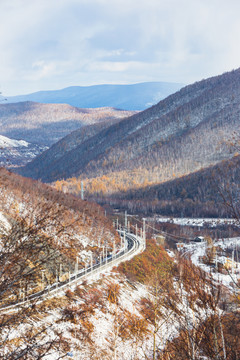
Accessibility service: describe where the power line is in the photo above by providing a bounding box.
[114,212,195,242]
[129,215,195,242]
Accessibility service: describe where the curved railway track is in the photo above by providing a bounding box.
[0,230,144,312]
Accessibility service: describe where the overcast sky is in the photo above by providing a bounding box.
[1,0,240,96]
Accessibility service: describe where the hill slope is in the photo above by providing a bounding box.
[100,154,240,218]
[6,82,183,111]
[17,68,240,187]
[0,135,46,168]
[0,102,134,146]
[16,118,121,179]
[0,167,119,307]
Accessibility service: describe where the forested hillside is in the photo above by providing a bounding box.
[0,102,134,146]
[18,68,240,206]
[92,154,240,218]
[0,167,119,307]
[14,118,122,178]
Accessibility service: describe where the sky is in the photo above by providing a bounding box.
[1,0,240,96]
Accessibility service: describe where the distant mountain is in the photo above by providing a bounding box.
[6,82,184,111]
[0,102,134,146]
[17,68,240,187]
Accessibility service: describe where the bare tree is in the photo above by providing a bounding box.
[0,198,80,358]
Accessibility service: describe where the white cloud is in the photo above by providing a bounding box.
[1,0,240,95]
[87,61,143,73]
[27,61,57,80]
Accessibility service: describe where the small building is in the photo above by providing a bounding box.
[193,236,205,243]
[155,235,165,246]
[176,242,185,251]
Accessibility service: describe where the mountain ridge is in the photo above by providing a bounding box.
[16,68,240,185]
[0,101,134,146]
[5,82,184,111]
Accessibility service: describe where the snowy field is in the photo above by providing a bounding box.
[155,217,238,227]
[179,237,240,290]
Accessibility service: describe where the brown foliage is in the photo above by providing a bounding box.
[118,238,174,283]
[107,282,120,305]
[162,312,240,360]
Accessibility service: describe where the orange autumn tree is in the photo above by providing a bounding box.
[118,238,174,284]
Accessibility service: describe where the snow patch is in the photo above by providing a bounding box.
[0,211,11,233]
[0,135,29,148]
[155,217,238,227]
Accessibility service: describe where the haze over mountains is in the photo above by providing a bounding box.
[5,82,183,111]
[16,68,240,198]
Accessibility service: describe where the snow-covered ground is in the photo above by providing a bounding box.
[180,237,240,290]
[41,273,179,360]
[0,211,11,234]
[0,134,48,167]
[155,217,238,227]
[0,135,29,148]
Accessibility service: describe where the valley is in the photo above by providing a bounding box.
[0,70,240,359]
[15,68,238,220]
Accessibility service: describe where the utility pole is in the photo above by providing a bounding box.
[113,240,116,259]
[236,239,239,265]
[41,270,45,290]
[47,278,50,295]
[102,246,105,263]
[116,218,119,230]
[143,218,146,250]
[56,269,58,288]
[19,280,22,300]
[81,181,84,200]
[75,256,79,274]
[125,211,127,230]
